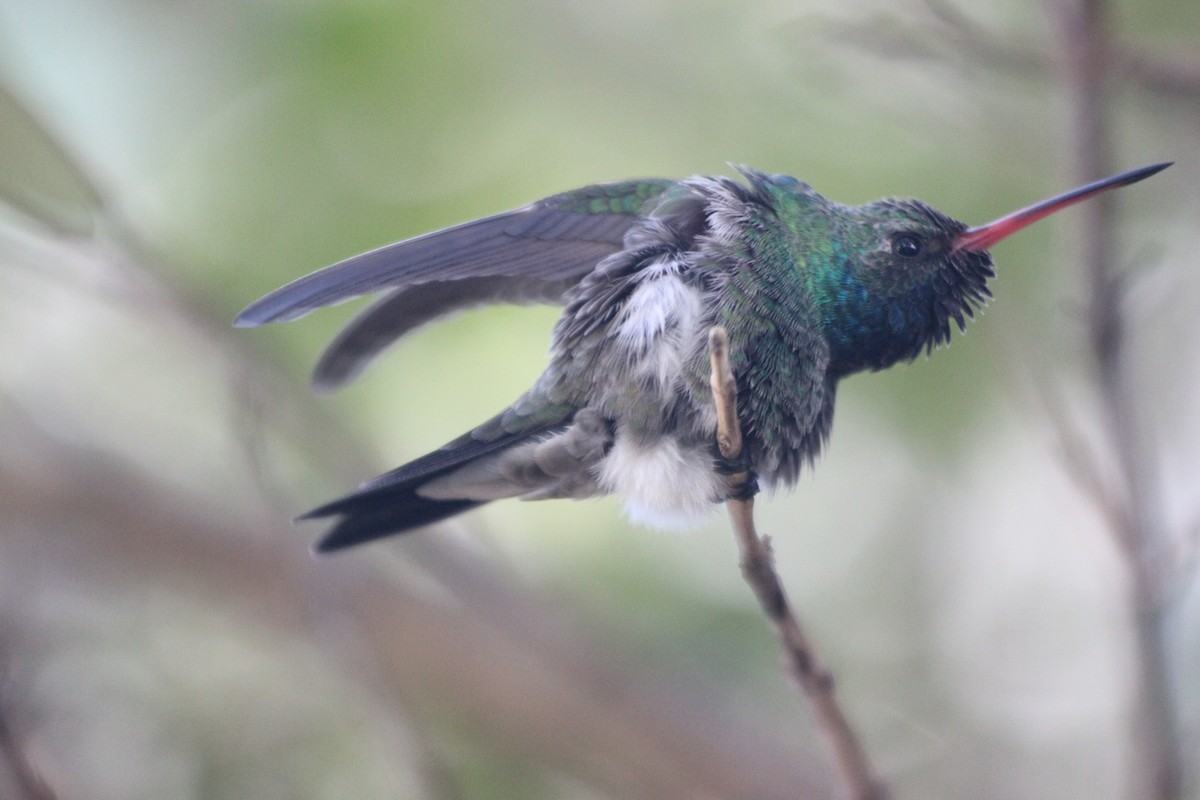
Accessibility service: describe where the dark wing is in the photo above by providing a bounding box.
[234,179,676,328]
[311,274,576,392]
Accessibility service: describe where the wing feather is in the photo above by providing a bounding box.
[234,179,674,327]
[310,275,576,391]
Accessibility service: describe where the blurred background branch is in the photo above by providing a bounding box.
[1045,0,1185,796]
[0,408,826,800]
[0,1,1196,798]
[824,0,1200,102]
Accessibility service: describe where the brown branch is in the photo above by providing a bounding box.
[1045,1,1184,798]
[708,328,887,800]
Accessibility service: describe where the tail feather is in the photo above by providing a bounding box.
[306,487,483,552]
[304,420,571,551]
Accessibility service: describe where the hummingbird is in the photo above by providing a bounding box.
[236,162,1169,551]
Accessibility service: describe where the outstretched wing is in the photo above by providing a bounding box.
[311,275,573,391]
[234,179,675,328]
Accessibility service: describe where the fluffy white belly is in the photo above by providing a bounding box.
[599,435,725,529]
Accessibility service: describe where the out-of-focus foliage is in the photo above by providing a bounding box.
[0,1,1197,798]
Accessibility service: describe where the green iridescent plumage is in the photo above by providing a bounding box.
[235,162,1168,550]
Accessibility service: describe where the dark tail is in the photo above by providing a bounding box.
[304,484,484,552]
[304,422,563,552]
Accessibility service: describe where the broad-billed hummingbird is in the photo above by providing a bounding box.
[237,163,1169,551]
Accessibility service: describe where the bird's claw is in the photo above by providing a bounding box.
[714,450,750,475]
[714,452,759,500]
[725,470,759,501]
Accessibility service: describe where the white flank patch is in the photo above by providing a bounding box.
[599,435,724,529]
[614,269,703,390]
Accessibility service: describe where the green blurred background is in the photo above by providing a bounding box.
[0,0,1197,798]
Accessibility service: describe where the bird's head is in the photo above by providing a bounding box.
[813,163,1169,376]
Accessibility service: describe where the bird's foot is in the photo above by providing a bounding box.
[714,452,759,501]
[713,449,750,475]
[726,471,759,501]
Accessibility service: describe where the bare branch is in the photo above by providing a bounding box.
[708,327,887,800]
[1046,1,1184,797]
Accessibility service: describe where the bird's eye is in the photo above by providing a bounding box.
[892,234,923,258]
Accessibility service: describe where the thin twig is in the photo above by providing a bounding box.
[708,327,887,800]
[1045,1,1184,797]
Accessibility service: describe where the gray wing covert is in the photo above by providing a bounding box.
[236,179,675,387]
[234,180,675,327]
